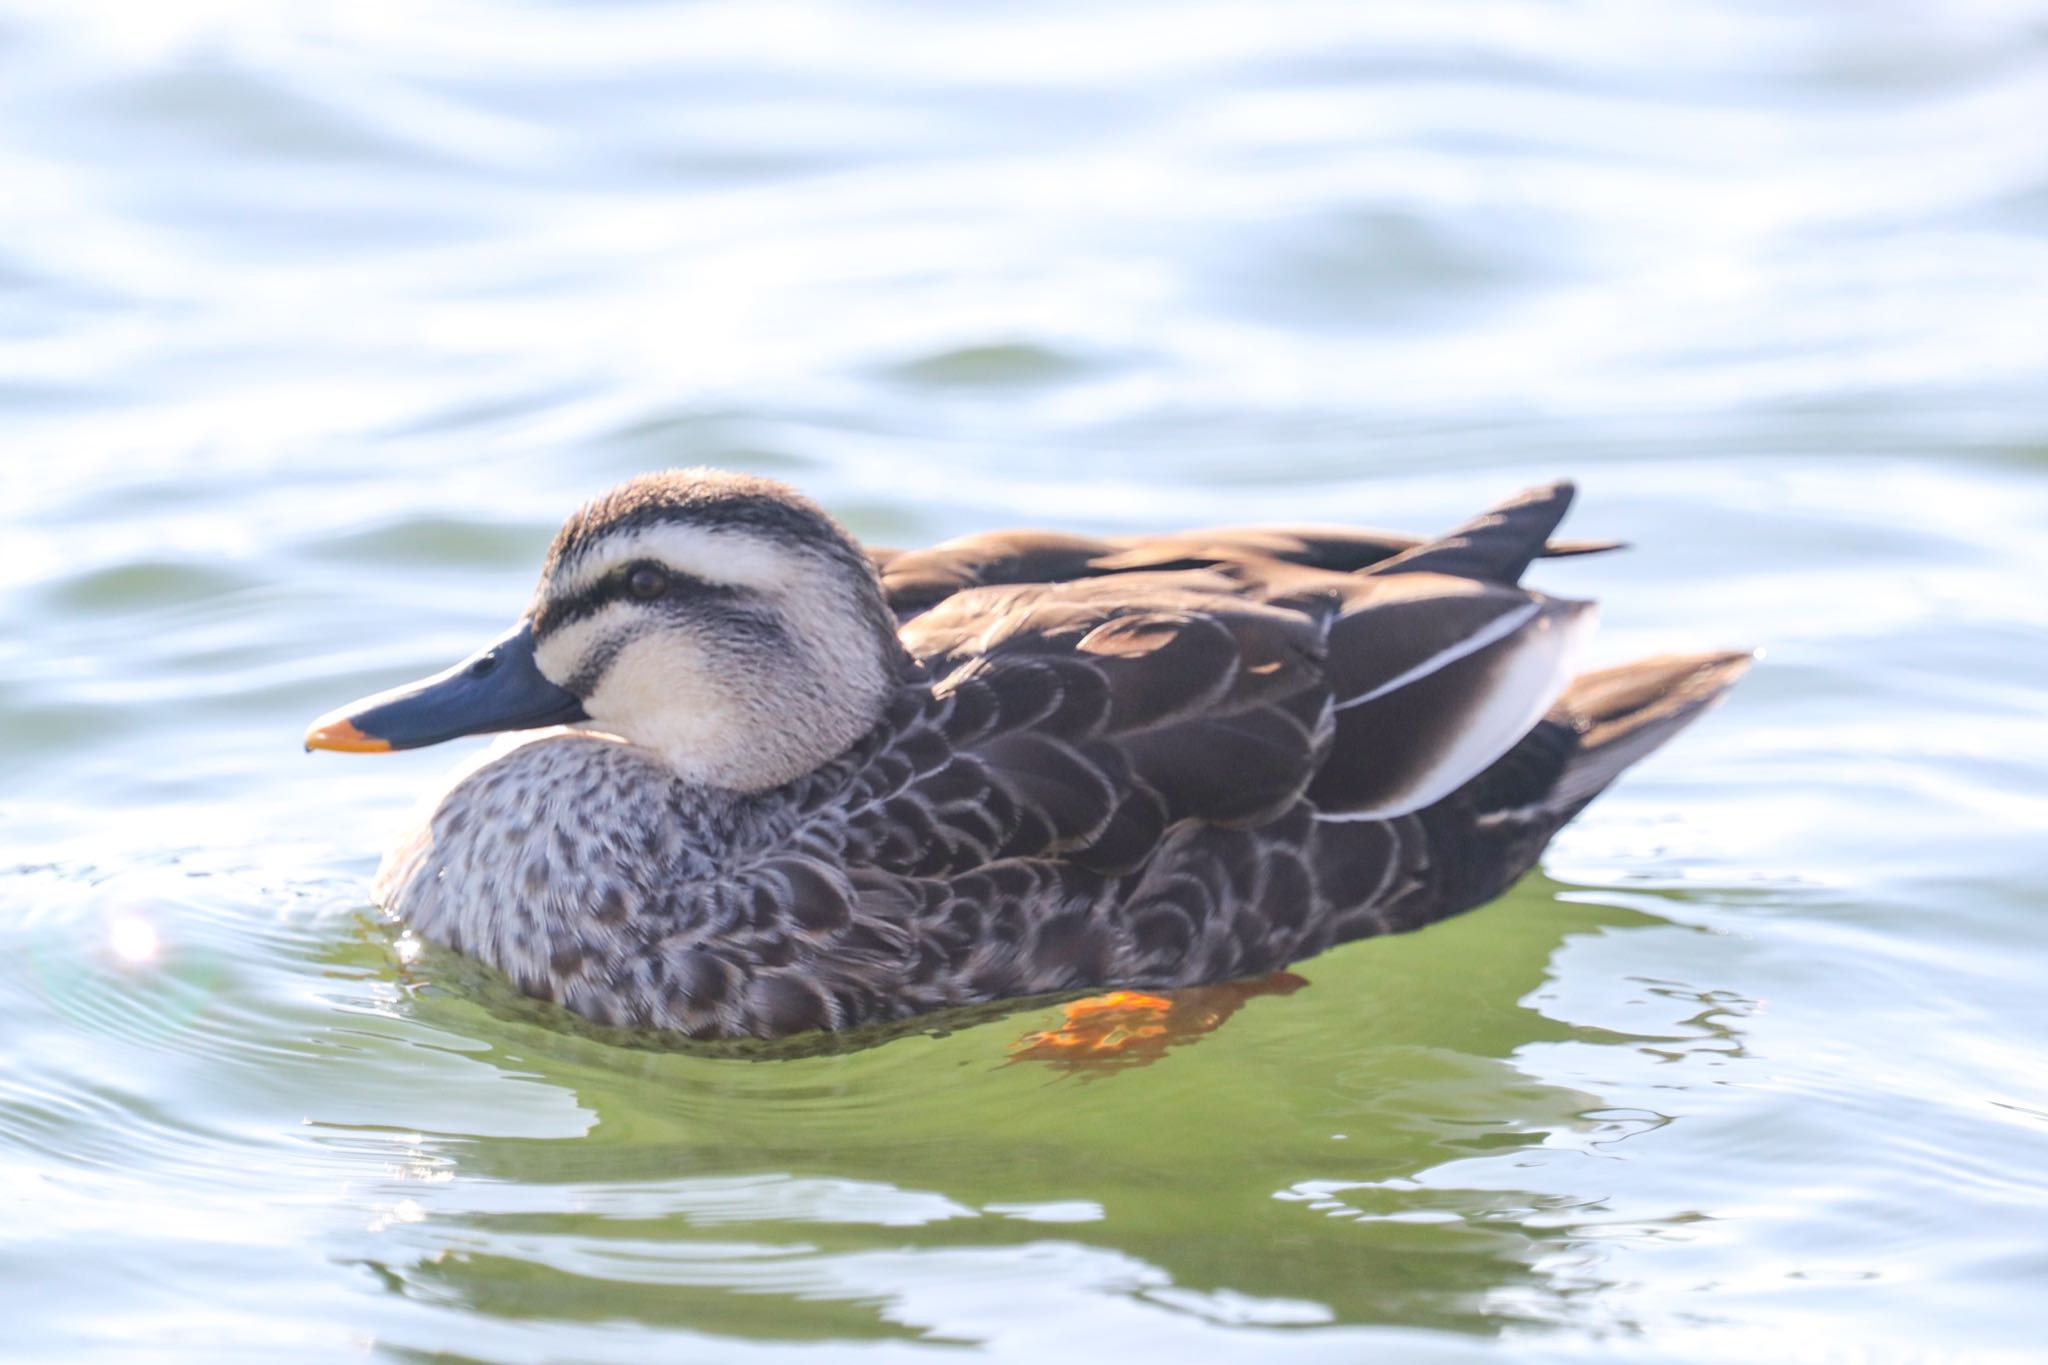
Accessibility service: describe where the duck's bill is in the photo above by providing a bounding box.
[304,620,587,754]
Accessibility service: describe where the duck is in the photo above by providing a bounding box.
[305,469,1748,1040]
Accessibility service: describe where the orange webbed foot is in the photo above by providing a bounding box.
[1007,972,1308,1070]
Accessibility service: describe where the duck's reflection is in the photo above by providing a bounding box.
[311,881,1747,1352]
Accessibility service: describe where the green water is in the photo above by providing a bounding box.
[6,3,2048,1360]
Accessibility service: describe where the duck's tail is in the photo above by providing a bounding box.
[1406,649,1752,925]
[1370,479,1626,586]
[1544,650,1754,816]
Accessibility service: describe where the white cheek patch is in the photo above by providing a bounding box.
[555,526,806,598]
[586,633,736,738]
[531,604,629,689]
[582,630,787,788]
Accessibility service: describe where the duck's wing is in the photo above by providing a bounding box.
[896,567,1338,865]
[699,648,1748,1035]
[868,481,1621,621]
[1095,481,1622,584]
[872,532,1117,621]
[843,484,1598,879]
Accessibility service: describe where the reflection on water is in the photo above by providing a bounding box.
[4,0,2048,1359]
[286,885,1691,1351]
[2,866,1696,1352]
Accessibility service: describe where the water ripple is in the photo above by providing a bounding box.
[4,0,2048,1358]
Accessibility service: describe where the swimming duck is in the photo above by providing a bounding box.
[306,470,1747,1039]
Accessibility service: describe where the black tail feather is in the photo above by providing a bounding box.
[1371,480,1585,586]
[1413,649,1752,921]
[1546,651,1754,813]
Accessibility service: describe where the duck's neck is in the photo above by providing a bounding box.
[660,691,915,868]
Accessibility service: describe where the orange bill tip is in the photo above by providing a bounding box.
[303,715,392,753]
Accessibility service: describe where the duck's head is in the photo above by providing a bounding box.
[305,469,906,791]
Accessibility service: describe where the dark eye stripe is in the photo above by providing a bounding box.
[533,561,738,636]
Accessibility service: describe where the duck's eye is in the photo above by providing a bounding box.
[627,566,669,600]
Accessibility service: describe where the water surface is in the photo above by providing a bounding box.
[5,2,2048,1360]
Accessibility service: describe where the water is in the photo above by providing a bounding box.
[5,1,2048,1359]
